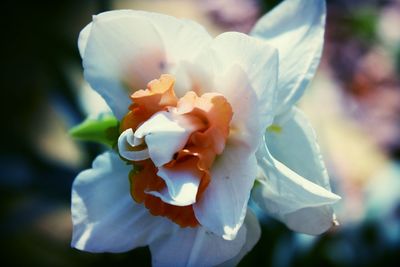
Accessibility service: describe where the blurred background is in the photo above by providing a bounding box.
[1,0,399,266]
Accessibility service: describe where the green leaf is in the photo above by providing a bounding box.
[69,115,119,147]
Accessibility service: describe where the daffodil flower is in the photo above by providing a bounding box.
[71,0,340,266]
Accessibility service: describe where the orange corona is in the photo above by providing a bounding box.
[120,74,233,227]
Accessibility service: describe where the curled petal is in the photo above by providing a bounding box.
[133,111,205,167]
[118,128,150,161]
[250,0,326,114]
[146,158,203,206]
[255,147,340,214]
[254,108,341,234]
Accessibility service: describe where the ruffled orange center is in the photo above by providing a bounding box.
[119,74,233,227]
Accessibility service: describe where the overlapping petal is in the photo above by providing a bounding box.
[254,108,340,234]
[194,148,258,240]
[133,111,204,167]
[193,65,268,240]
[218,210,261,267]
[81,14,164,119]
[147,159,203,206]
[71,152,177,252]
[194,32,279,127]
[149,210,260,267]
[250,0,326,115]
[79,10,212,119]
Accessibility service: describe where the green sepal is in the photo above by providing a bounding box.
[267,124,282,134]
[253,179,262,189]
[69,115,120,148]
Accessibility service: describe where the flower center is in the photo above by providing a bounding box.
[118,74,233,227]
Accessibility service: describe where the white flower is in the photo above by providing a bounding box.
[71,0,340,266]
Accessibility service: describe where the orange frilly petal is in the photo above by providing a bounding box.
[129,160,199,228]
[122,74,233,228]
[177,91,233,154]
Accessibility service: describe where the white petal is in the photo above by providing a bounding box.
[132,12,212,98]
[253,108,341,234]
[266,108,339,234]
[135,12,212,65]
[82,12,165,119]
[283,206,339,235]
[218,210,261,267]
[134,111,204,167]
[71,152,177,252]
[118,128,150,162]
[79,10,212,63]
[78,23,91,58]
[146,165,201,206]
[193,66,264,240]
[194,146,258,240]
[79,10,212,119]
[267,108,331,189]
[149,219,247,267]
[250,0,326,114]
[194,32,279,127]
[254,148,339,214]
[217,66,263,153]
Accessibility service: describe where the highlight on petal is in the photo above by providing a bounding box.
[250,0,326,114]
[71,152,177,252]
[218,210,261,267]
[253,108,341,235]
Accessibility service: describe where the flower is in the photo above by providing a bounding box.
[71,0,340,266]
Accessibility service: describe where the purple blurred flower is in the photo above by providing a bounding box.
[198,0,261,32]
